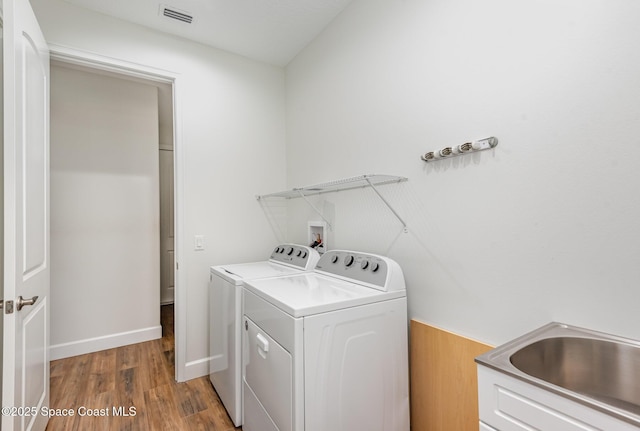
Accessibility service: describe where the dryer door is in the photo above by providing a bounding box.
[243,317,293,431]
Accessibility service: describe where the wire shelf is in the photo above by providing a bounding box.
[256,174,408,231]
[257,174,407,200]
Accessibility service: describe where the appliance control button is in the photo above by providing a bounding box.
[344,255,355,267]
[296,250,302,257]
[287,247,294,255]
[371,262,380,272]
[301,251,307,259]
[275,247,281,253]
[361,260,369,270]
[331,255,339,264]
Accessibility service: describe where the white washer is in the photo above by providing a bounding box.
[209,243,320,427]
[242,250,410,431]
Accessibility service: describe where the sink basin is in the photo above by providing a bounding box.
[510,336,640,415]
[476,322,640,426]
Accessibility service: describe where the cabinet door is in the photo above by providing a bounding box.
[478,366,639,431]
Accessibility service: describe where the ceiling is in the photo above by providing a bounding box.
[63,0,354,66]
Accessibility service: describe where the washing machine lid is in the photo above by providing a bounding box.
[211,261,306,285]
[210,243,320,284]
[243,272,406,318]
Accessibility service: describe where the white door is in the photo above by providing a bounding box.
[2,0,50,430]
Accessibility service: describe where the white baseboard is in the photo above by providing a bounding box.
[50,325,162,360]
[183,356,211,381]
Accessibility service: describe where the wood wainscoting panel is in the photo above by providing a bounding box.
[410,320,493,431]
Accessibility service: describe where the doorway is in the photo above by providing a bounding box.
[48,50,182,379]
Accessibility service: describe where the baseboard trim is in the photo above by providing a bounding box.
[50,325,162,360]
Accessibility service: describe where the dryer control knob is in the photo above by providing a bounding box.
[361,260,369,270]
[331,255,339,264]
[296,250,302,257]
[287,247,294,255]
[371,262,380,272]
[344,255,355,267]
[301,251,308,259]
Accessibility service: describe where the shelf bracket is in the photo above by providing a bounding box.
[364,177,408,232]
[296,189,333,230]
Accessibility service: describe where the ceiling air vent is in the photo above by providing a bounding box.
[161,5,194,24]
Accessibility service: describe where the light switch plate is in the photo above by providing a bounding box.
[194,235,204,250]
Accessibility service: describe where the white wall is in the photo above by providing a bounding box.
[31,0,286,376]
[50,64,161,358]
[285,0,640,345]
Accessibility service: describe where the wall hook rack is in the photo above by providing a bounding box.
[421,136,498,162]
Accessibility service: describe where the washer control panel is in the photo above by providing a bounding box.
[269,244,319,270]
[315,250,391,289]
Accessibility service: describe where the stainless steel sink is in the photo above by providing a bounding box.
[475,322,640,426]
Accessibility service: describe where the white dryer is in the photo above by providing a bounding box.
[209,244,320,427]
[242,250,410,431]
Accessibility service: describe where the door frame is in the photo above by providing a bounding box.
[48,44,187,382]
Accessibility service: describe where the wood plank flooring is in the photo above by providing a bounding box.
[47,305,241,431]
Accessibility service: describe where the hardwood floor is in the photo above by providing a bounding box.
[47,305,241,431]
